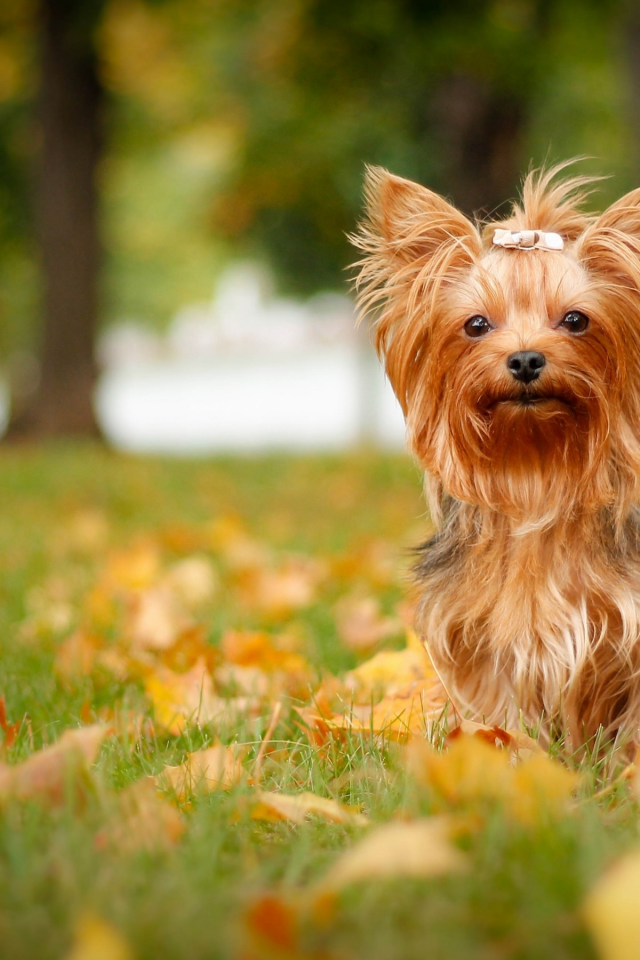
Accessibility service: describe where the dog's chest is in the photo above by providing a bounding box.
[414,511,640,725]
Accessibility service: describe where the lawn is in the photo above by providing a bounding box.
[0,443,633,960]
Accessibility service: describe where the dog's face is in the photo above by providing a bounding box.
[353,167,640,520]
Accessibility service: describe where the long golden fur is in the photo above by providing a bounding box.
[352,162,640,747]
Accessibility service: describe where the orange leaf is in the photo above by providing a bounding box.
[0,696,21,748]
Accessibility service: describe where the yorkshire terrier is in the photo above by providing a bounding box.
[353,162,640,749]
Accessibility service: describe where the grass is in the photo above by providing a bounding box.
[0,442,632,960]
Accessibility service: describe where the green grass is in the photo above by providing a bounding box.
[0,443,632,960]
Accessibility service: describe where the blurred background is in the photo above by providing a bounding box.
[0,0,639,452]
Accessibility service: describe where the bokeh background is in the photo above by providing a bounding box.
[1,0,639,451]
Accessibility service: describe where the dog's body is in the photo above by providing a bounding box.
[353,164,640,746]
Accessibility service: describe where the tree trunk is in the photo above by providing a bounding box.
[7,0,103,439]
[429,73,525,221]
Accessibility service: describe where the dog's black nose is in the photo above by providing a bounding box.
[507,351,546,384]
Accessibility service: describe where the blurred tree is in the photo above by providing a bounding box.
[206,0,632,295]
[206,0,558,294]
[0,0,636,440]
[6,0,105,437]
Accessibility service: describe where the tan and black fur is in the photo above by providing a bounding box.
[352,163,640,747]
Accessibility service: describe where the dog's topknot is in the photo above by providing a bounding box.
[483,160,599,246]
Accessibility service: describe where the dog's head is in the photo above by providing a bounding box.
[353,164,640,523]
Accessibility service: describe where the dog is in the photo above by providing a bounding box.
[352,162,640,749]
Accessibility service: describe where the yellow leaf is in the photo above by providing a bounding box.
[510,753,578,823]
[313,818,465,894]
[158,744,245,801]
[408,736,577,821]
[344,631,441,704]
[105,542,161,592]
[583,849,640,960]
[65,914,133,960]
[145,660,253,735]
[251,790,369,826]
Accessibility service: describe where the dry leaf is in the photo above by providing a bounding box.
[209,515,269,571]
[95,778,185,852]
[236,557,324,620]
[162,555,218,608]
[242,894,301,960]
[313,818,465,895]
[145,659,252,735]
[446,720,544,760]
[63,510,110,555]
[127,586,193,652]
[251,790,369,826]
[0,725,108,806]
[334,595,401,653]
[343,630,441,703]
[65,914,133,960]
[408,735,577,821]
[157,743,245,801]
[583,848,640,960]
[105,542,161,591]
[0,695,22,748]
[55,631,101,681]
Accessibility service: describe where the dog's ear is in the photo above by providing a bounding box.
[359,166,480,266]
[576,188,640,283]
[352,169,480,420]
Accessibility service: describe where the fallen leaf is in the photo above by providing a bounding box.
[127,586,193,652]
[105,542,161,591]
[145,659,253,735]
[408,735,577,821]
[446,720,544,760]
[62,510,110,555]
[162,555,218,608]
[0,725,109,806]
[313,818,464,895]
[236,557,324,620]
[343,630,441,703]
[54,631,101,682]
[95,778,185,852]
[158,743,245,801]
[583,849,640,960]
[0,695,22,748]
[251,790,369,826]
[334,595,402,653]
[65,914,133,960]
[218,631,312,699]
[242,894,299,960]
[209,515,269,571]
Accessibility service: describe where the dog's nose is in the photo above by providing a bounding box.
[507,351,546,384]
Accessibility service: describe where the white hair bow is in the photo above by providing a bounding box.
[492,228,564,252]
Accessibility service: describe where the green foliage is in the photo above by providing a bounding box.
[0,0,638,340]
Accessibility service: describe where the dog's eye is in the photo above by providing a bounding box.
[464,315,493,338]
[560,310,589,334]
